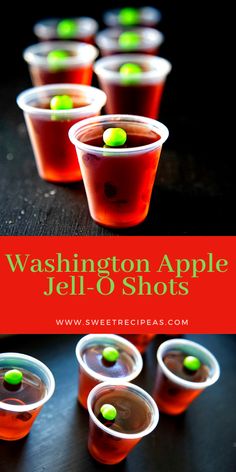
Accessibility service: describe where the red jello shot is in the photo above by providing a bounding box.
[75,334,143,409]
[96,27,164,56]
[87,382,159,464]
[122,334,156,353]
[103,6,162,28]
[17,84,106,183]
[153,339,220,415]
[33,17,98,44]
[69,114,169,228]
[94,54,172,118]
[23,41,98,86]
[0,352,55,441]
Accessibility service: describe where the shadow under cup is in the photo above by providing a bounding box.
[17,84,106,183]
[0,353,55,441]
[69,114,169,228]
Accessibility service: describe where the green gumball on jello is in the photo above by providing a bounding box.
[69,114,169,228]
[75,334,143,408]
[23,41,98,87]
[57,19,77,39]
[0,352,55,441]
[17,84,106,183]
[153,338,221,415]
[96,26,164,56]
[94,54,171,117]
[33,17,98,44]
[103,6,162,29]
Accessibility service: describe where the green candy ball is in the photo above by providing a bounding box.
[57,19,77,39]
[103,128,127,147]
[50,95,73,111]
[183,356,201,372]
[100,403,117,421]
[102,346,120,362]
[120,63,142,75]
[4,369,23,385]
[118,7,140,26]
[47,50,69,63]
[119,63,142,85]
[47,50,69,71]
[118,31,140,50]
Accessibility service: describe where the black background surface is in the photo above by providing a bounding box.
[0,334,235,472]
[0,1,230,235]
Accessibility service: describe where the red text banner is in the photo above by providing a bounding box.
[0,236,235,334]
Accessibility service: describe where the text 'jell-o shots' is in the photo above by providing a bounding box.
[0,353,55,441]
[103,6,162,28]
[75,334,143,409]
[122,334,156,353]
[69,115,169,228]
[94,54,172,118]
[33,17,98,44]
[17,84,106,183]
[87,382,159,464]
[23,41,98,86]
[96,28,164,56]
[153,339,220,415]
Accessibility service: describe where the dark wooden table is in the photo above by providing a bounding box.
[0,334,235,472]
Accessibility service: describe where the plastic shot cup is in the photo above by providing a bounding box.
[17,84,106,183]
[0,352,55,441]
[87,381,159,464]
[96,27,164,56]
[69,114,169,228]
[122,334,156,354]
[23,41,98,86]
[153,338,220,415]
[103,6,162,28]
[75,334,143,409]
[33,17,98,44]
[94,54,172,118]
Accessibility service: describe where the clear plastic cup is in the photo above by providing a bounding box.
[33,17,99,44]
[103,6,162,28]
[0,352,55,441]
[153,338,220,415]
[23,41,98,86]
[87,381,159,464]
[96,27,164,56]
[94,54,172,118]
[75,334,143,409]
[69,114,169,228]
[17,84,106,183]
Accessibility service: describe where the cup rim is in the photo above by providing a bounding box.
[96,27,164,52]
[23,41,98,67]
[0,352,55,412]
[87,381,159,440]
[157,338,221,390]
[94,54,172,84]
[33,17,99,40]
[69,114,169,155]
[75,334,143,383]
[103,7,162,27]
[16,84,107,117]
